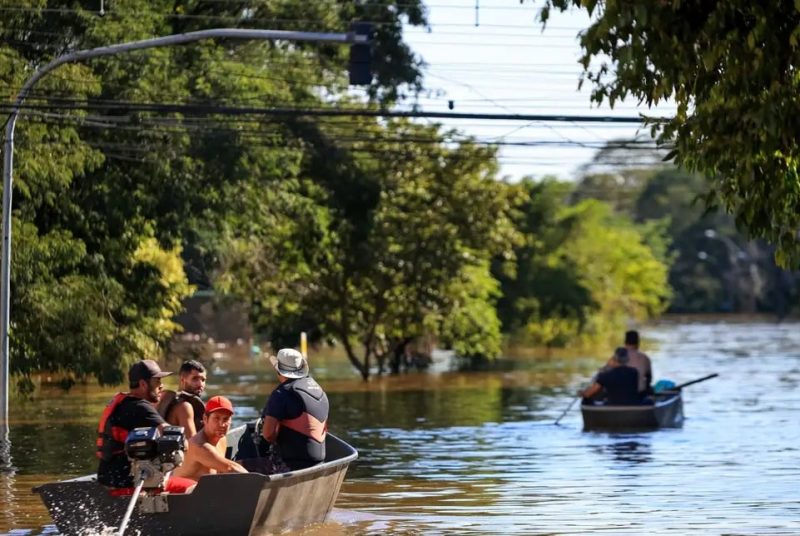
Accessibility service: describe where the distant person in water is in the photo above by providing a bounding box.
[172,396,247,481]
[158,360,207,438]
[581,347,643,405]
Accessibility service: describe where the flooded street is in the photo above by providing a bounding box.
[1,320,799,534]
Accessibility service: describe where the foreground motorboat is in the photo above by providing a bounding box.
[34,424,357,535]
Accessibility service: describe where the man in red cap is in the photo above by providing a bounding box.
[96,360,196,493]
[172,395,248,481]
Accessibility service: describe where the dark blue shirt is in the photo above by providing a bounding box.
[261,377,329,469]
[596,366,641,405]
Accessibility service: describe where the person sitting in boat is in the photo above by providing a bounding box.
[580,347,647,405]
[260,348,329,471]
[96,360,197,493]
[622,330,653,396]
[157,359,207,438]
[171,396,248,480]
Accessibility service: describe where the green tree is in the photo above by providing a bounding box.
[216,121,520,379]
[496,178,671,347]
[0,1,427,386]
[539,1,800,266]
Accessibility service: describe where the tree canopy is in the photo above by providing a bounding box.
[494,178,671,348]
[0,0,429,386]
[539,1,800,266]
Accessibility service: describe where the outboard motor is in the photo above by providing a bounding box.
[124,425,185,489]
[118,426,185,535]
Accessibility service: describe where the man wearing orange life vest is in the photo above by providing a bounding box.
[96,359,196,493]
[260,348,329,470]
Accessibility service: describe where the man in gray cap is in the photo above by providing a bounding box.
[96,360,196,493]
[580,347,643,405]
[259,348,329,471]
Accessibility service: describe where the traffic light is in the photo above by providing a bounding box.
[348,22,373,86]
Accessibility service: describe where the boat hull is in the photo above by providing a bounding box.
[33,428,357,535]
[581,392,684,430]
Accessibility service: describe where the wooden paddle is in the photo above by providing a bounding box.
[673,373,719,390]
[554,396,580,426]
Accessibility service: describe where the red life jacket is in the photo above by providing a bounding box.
[95,392,131,460]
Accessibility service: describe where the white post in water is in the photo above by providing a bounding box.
[0,27,370,429]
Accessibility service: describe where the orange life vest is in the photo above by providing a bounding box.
[95,392,131,460]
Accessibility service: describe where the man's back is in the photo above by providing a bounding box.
[627,349,652,393]
[596,366,641,405]
[263,376,329,470]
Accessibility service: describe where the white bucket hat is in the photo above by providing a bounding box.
[269,348,309,379]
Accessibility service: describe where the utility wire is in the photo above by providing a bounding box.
[0,101,654,123]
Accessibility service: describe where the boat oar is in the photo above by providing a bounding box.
[554,396,581,426]
[673,373,719,390]
[117,469,147,536]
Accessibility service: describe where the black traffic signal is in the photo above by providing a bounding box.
[348,22,373,86]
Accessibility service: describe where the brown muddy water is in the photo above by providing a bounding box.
[1,320,799,535]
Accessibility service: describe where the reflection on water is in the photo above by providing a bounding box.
[593,438,653,465]
[2,320,800,535]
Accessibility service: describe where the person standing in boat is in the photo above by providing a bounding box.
[172,395,248,480]
[580,347,643,405]
[96,360,196,493]
[260,348,329,471]
[622,330,653,396]
[158,360,207,438]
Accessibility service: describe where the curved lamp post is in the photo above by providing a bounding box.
[0,27,370,429]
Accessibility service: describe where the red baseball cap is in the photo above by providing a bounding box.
[205,395,234,415]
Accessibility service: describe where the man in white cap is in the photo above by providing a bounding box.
[260,348,329,471]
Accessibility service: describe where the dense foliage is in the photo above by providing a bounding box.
[1,1,698,386]
[215,120,520,379]
[1,0,429,385]
[572,164,800,316]
[539,0,800,266]
[494,179,671,348]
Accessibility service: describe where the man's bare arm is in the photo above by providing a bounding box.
[580,382,602,399]
[171,402,198,438]
[261,416,279,443]
[189,440,247,474]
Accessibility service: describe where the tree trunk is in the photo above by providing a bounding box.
[390,337,413,374]
[341,336,369,380]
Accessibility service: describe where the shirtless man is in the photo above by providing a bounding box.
[623,330,653,395]
[172,396,247,481]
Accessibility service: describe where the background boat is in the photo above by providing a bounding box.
[581,391,684,430]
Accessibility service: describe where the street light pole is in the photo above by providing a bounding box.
[0,27,370,429]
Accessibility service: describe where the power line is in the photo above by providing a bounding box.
[0,100,656,124]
